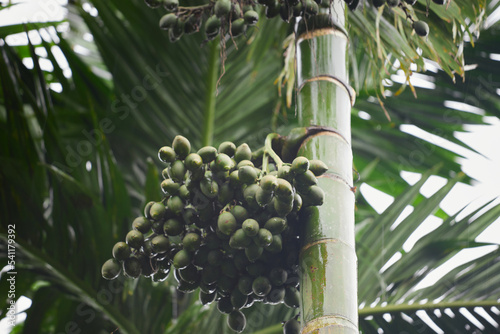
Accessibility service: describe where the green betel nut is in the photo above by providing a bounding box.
[221,260,238,278]
[274,198,293,217]
[230,289,248,309]
[205,16,221,40]
[178,184,190,199]
[102,258,121,280]
[218,182,234,205]
[143,201,154,219]
[244,10,259,25]
[233,252,250,271]
[252,276,272,297]
[229,170,241,188]
[414,21,429,37]
[255,187,273,207]
[227,310,246,332]
[126,230,144,249]
[230,18,246,37]
[197,145,218,163]
[236,159,253,169]
[168,160,186,182]
[167,196,184,215]
[291,156,309,175]
[158,146,176,162]
[260,174,278,192]
[164,0,179,11]
[292,192,303,212]
[200,177,219,199]
[275,178,293,198]
[309,159,328,176]
[218,140,236,156]
[306,185,325,206]
[238,166,257,184]
[267,286,285,304]
[161,167,169,180]
[269,267,287,286]
[144,0,163,8]
[294,169,317,187]
[277,165,292,181]
[283,319,301,334]
[183,14,199,35]
[179,264,199,283]
[244,243,263,262]
[132,217,151,234]
[231,2,242,20]
[255,228,273,247]
[152,269,170,283]
[123,257,142,278]
[201,266,221,284]
[112,242,131,261]
[200,291,216,305]
[246,261,265,277]
[149,202,166,220]
[218,275,237,293]
[177,278,200,293]
[184,153,203,171]
[238,275,254,295]
[218,211,237,235]
[161,179,180,195]
[243,183,259,206]
[264,235,282,253]
[173,249,192,269]
[151,235,170,253]
[207,249,224,266]
[218,297,234,314]
[242,218,259,237]
[264,217,287,235]
[234,143,252,162]
[183,232,202,252]
[159,13,178,30]
[372,0,386,8]
[215,153,234,171]
[284,286,300,308]
[164,218,183,236]
[230,205,249,223]
[172,135,191,159]
[229,229,252,249]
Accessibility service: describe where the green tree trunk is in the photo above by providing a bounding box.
[296,4,358,333]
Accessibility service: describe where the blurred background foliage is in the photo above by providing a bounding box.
[1,0,500,333]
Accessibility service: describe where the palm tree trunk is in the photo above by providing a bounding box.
[295,4,358,333]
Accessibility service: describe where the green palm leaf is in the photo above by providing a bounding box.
[357,175,500,332]
[1,0,499,333]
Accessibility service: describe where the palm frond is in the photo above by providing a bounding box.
[351,21,500,195]
[357,172,500,332]
[1,1,499,333]
[348,0,495,95]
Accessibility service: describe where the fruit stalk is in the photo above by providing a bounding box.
[264,132,283,169]
[295,4,358,334]
[202,39,220,146]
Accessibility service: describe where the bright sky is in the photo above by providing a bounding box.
[0,0,67,25]
[1,0,500,333]
[361,117,500,288]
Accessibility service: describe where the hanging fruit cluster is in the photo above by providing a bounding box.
[144,0,447,43]
[367,0,447,37]
[101,133,329,332]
